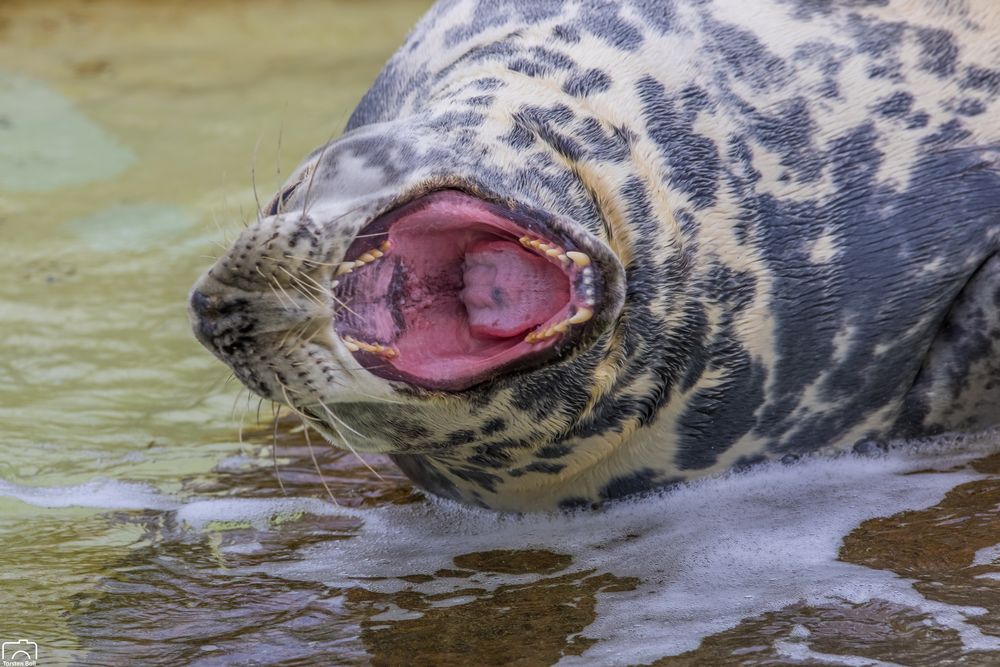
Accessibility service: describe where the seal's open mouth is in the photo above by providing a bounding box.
[332,190,600,390]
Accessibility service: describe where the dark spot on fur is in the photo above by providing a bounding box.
[536,443,572,459]
[955,98,986,117]
[961,65,1000,94]
[481,417,506,435]
[915,27,958,78]
[551,23,580,43]
[600,468,680,501]
[509,461,566,477]
[447,429,477,446]
[906,111,930,129]
[562,68,612,97]
[637,76,721,209]
[391,454,460,501]
[577,1,644,51]
[558,496,591,510]
[874,91,913,118]
[628,0,676,34]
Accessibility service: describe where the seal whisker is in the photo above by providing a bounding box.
[274,265,327,307]
[286,266,330,297]
[284,276,326,310]
[251,132,266,224]
[271,402,287,496]
[278,376,385,484]
[254,395,266,430]
[302,418,339,505]
[275,105,286,182]
[258,269,295,308]
[266,280,291,310]
[277,380,339,504]
[277,319,315,352]
[301,126,342,219]
[314,402,385,482]
[229,382,245,444]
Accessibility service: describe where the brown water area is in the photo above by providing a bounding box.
[660,453,1000,666]
[1,1,999,665]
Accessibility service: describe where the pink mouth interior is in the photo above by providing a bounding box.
[334,191,592,390]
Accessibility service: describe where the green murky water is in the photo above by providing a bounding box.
[2,2,999,665]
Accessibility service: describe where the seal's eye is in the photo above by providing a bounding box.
[264,166,312,216]
[332,190,599,391]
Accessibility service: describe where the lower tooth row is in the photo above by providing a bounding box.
[524,307,593,343]
[342,336,398,359]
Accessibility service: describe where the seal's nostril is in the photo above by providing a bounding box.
[189,290,220,345]
[189,290,215,316]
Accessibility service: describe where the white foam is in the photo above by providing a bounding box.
[0,478,178,511]
[775,638,906,666]
[249,441,999,664]
[973,543,1000,567]
[174,497,351,531]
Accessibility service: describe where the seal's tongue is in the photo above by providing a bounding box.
[461,240,568,338]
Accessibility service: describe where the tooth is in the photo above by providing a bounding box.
[370,249,384,259]
[545,248,562,257]
[343,335,399,359]
[379,240,393,252]
[566,251,591,268]
[568,307,593,324]
[359,252,376,263]
[335,262,354,276]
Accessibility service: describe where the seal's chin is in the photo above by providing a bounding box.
[332,190,600,391]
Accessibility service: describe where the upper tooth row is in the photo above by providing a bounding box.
[518,236,591,268]
[336,240,392,277]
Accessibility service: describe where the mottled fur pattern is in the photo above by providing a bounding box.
[191,0,1000,511]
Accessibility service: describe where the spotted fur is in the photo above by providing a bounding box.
[190,0,1000,511]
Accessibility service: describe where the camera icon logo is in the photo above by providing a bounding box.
[1,639,37,666]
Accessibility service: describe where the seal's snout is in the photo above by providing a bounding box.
[189,289,214,317]
[188,289,218,346]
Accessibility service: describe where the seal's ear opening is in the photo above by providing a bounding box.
[332,190,602,390]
